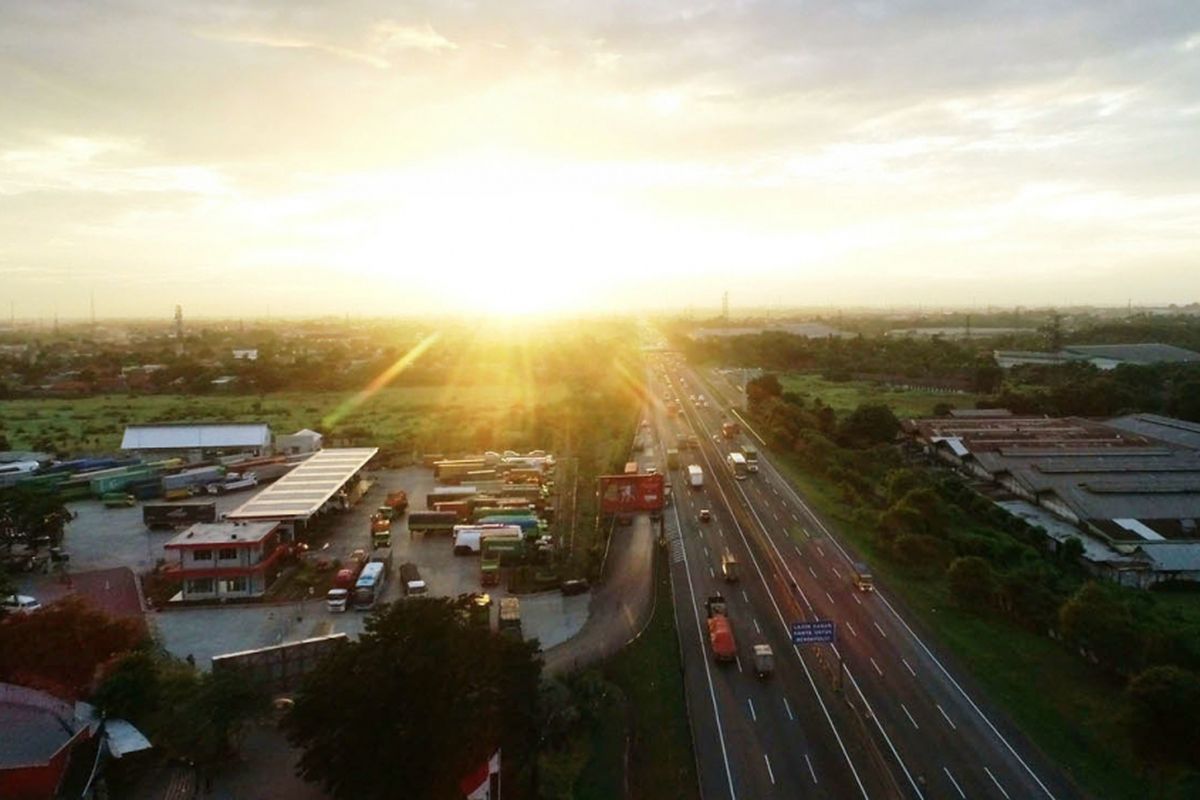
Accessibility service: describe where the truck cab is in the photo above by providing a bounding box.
[720,550,739,582]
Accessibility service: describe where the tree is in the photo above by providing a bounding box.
[1059,582,1142,674]
[745,373,783,412]
[1123,666,1200,783]
[0,596,146,698]
[284,597,542,799]
[946,556,998,612]
[838,403,900,447]
[0,485,71,551]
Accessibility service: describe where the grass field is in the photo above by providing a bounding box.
[576,555,700,799]
[771,457,1149,800]
[779,373,982,419]
[0,386,569,457]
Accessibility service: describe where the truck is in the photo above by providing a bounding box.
[720,550,740,582]
[398,562,427,595]
[102,492,136,508]
[143,501,218,530]
[433,459,488,484]
[205,472,258,495]
[687,464,704,489]
[666,448,680,470]
[498,596,522,638]
[452,524,524,555]
[727,451,748,480]
[383,490,408,516]
[752,644,775,678]
[705,594,737,662]
[370,514,392,547]
[326,551,368,612]
[407,511,458,536]
[721,420,740,439]
[426,486,477,509]
[742,446,759,473]
[852,562,874,592]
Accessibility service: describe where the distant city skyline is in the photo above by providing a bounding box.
[3,2,1200,315]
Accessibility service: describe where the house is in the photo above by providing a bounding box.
[275,428,323,455]
[163,522,285,601]
[231,348,259,361]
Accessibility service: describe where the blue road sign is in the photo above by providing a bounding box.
[791,619,836,645]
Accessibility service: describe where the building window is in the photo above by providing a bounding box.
[218,548,238,561]
[226,577,248,593]
[188,578,214,594]
[193,549,213,561]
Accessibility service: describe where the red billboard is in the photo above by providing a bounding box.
[598,473,666,513]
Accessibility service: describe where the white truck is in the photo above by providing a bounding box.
[687,464,704,489]
[452,524,524,555]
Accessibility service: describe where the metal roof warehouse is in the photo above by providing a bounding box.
[120,423,272,453]
[226,447,377,534]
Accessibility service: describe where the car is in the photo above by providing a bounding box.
[560,579,590,596]
[699,509,712,522]
[646,465,657,475]
[2,595,42,614]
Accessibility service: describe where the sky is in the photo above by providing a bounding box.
[2,1,1200,318]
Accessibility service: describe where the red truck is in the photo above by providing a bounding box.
[721,421,740,439]
[327,550,368,613]
[705,594,737,662]
[384,490,409,516]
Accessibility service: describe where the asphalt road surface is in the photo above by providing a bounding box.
[651,357,1084,800]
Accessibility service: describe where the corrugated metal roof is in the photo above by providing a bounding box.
[1104,413,1200,451]
[226,448,378,521]
[1064,343,1200,364]
[121,423,271,450]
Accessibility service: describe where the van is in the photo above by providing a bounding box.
[2,595,42,614]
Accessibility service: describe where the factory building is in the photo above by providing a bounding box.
[120,423,272,461]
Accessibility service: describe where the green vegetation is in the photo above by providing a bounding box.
[748,373,1200,798]
[566,555,698,799]
[779,373,981,419]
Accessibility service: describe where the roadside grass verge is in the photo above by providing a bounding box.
[778,373,981,419]
[575,555,700,799]
[771,456,1145,800]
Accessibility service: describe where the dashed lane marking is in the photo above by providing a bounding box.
[943,767,966,799]
[984,767,1012,799]
[902,658,917,677]
[936,703,958,731]
[901,704,919,729]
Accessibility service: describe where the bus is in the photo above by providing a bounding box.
[727,451,748,480]
[353,561,388,610]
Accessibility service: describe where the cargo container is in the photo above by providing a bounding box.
[705,595,736,662]
[452,525,523,555]
[426,486,478,510]
[399,562,427,595]
[162,465,226,492]
[144,502,218,530]
[498,597,522,638]
[407,511,459,535]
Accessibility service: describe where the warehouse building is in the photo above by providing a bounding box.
[994,342,1200,370]
[120,423,272,461]
[905,412,1200,587]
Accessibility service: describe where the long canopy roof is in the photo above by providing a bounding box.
[226,448,377,521]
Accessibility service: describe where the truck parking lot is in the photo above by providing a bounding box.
[9,465,589,669]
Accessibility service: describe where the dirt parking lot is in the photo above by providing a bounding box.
[16,465,589,668]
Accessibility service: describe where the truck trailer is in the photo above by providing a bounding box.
[687,465,704,489]
[143,502,217,530]
[705,595,737,662]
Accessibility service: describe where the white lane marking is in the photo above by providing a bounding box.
[873,621,888,638]
[741,589,750,603]
[832,567,843,579]
[704,545,710,558]
[794,543,802,554]
[801,527,810,538]
[846,622,858,637]
[816,545,826,557]
[682,404,870,798]
[792,513,799,521]
[748,698,757,721]
[666,478,738,799]
[825,591,836,605]
[985,766,1012,799]
[736,655,743,674]
[944,766,966,799]
[698,528,704,539]
[869,657,884,677]
[764,754,776,785]
[851,593,862,605]
[709,566,715,579]
[902,658,916,677]
[773,512,780,522]
[753,618,762,634]
[805,754,818,784]
[783,697,794,721]
[936,703,958,730]
[901,703,919,729]
[808,566,818,578]
[765,467,1057,800]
